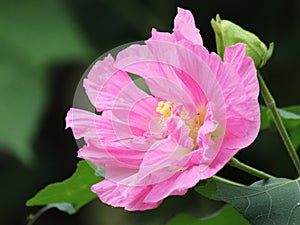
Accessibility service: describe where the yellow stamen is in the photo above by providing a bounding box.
[156,101,207,150]
[156,101,172,118]
[185,107,206,149]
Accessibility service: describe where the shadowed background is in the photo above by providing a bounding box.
[0,0,299,224]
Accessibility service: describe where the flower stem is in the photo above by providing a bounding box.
[258,71,300,176]
[27,205,52,225]
[229,157,275,179]
[213,175,245,186]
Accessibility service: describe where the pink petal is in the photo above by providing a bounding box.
[92,180,161,211]
[144,165,200,203]
[144,40,227,124]
[115,44,200,115]
[66,109,151,168]
[66,108,103,143]
[173,8,203,45]
[198,146,240,180]
[128,96,161,136]
[221,44,260,148]
[166,116,194,149]
[84,55,148,112]
[110,139,193,187]
[150,8,203,46]
[115,44,210,116]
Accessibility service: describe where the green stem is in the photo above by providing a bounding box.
[258,72,300,176]
[27,205,52,225]
[213,175,246,186]
[229,157,275,179]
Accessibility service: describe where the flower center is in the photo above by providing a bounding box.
[156,101,206,149]
[156,101,172,118]
[185,107,206,149]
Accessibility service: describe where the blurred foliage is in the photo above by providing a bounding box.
[0,0,299,224]
[0,0,91,164]
[167,205,249,225]
[26,160,102,214]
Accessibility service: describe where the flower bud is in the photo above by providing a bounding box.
[211,14,274,68]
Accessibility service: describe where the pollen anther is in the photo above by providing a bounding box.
[156,101,172,118]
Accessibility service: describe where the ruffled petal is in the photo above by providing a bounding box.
[173,8,203,45]
[128,96,162,136]
[66,108,151,168]
[218,44,260,149]
[114,140,185,186]
[92,180,161,211]
[66,108,103,144]
[144,40,227,124]
[150,8,203,46]
[195,45,259,176]
[115,44,200,115]
[144,165,200,203]
[197,146,239,180]
[166,116,194,149]
[223,44,260,147]
[84,55,149,112]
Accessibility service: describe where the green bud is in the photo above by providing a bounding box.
[211,14,274,68]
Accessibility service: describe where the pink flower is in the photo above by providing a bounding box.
[66,8,260,210]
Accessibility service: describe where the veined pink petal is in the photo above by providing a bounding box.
[218,44,260,149]
[66,108,153,168]
[84,55,148,112]
[222,44,260,147]
[78,145,140,170]
[66,108,133,146]
[137,148,203,204]
[115,44,200,115]
[144,165,200,203]
[144,40,227,126]
[66,108,103,143]
[92,180,161,211]
[192,45,259,177]
[173,8,203,45]
[150,8,203,46]
[166,116,194,149]
[128,96,166,137]
[94,151,203,207]
[118,140,184,186]
[196,146,240,180]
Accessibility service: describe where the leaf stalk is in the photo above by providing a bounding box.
[258,71,300,176]
[229,157,275,179]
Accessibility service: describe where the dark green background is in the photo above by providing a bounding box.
[1,0,299,224]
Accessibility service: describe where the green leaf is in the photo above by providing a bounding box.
[261,106,300,129]
[196,180,218,200]
[196,177,300,225]
[278,106,300,128]
[48,203,76,215]
[26,160,102,213]
[290,127,300,151]
[167,205,249,225]
[260,105,272,130]
[128,72,152,95]
[260,105,300,149]
[0,0,91,164]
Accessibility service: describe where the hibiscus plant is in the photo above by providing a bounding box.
[26,8,300,225]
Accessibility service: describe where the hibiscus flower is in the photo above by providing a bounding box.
[66,8,260,210]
